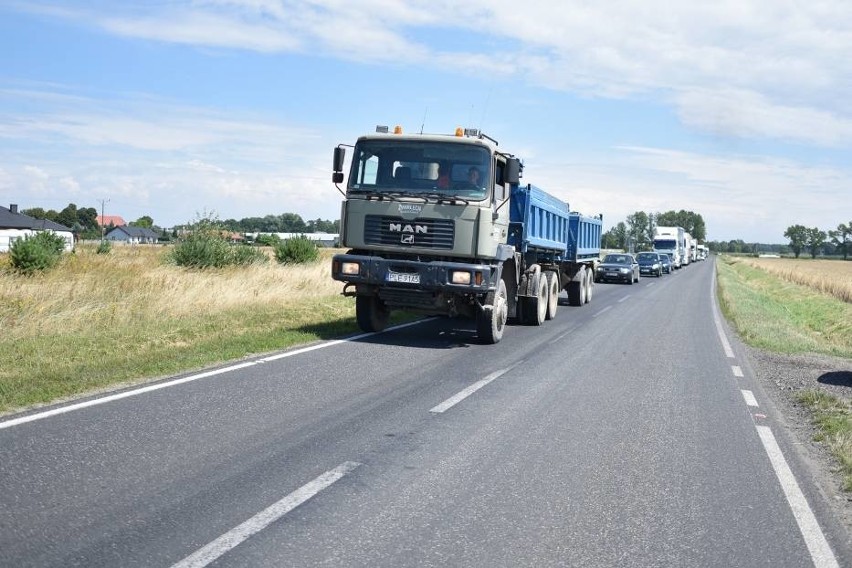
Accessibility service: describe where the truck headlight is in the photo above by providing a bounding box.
[341,262,360,276]
[451,271,471,285]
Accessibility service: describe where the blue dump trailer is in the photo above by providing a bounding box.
[330,126,603,343]
[506,184,602,315]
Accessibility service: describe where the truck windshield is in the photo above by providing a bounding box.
[654,239,676,249]
[348,139,491,201]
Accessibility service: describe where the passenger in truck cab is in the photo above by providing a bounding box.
[437,162,450,189]
[467,166,482,187]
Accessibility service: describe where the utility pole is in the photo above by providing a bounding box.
[98,198,110,243]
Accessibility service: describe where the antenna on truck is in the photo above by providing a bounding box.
[420,107,428,134]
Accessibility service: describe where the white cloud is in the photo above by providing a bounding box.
[15,1,850,145]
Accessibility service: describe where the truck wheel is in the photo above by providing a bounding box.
[477,279,508,344]
[545,271,559,320]
[584,269,593,304]
[356,294,390,333]
[568,268,586,306]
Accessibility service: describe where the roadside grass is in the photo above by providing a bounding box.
[797,391,852,491]
[0,245,414,415]
[716,257,852,358]
[717,256,852,491]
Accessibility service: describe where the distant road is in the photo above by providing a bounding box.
[1,259,848,567]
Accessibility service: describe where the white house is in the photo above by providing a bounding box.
[0,204,74,253]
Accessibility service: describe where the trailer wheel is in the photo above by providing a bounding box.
[567,267,586,306]
[477,279,508,344]
[533,272,548,325]
[584,269,593,304]
[356,294,390,333]
[545,271,559,320]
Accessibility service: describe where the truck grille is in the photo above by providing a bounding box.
[364,215,454,249]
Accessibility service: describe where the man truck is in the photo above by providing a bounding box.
[330,125,602,344]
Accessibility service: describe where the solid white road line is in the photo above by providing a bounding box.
[171,461,361,568]
[755,426,839,568]
[741,390,759,407]
[617,295,630,303]
[430,362,522,414]
[710,268,736,358]
[732,365,744,377]
[0,320,428,430]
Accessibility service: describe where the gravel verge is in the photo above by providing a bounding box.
[745,347,852,536]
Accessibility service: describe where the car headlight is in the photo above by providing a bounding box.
[620,268,630,274]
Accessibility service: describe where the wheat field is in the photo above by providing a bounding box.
[734,257,852,303]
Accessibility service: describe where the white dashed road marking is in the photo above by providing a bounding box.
[430,362,523,414]
[171,462,362,568]
[741,390,759,407]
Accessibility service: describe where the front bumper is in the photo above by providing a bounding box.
[331,253,497,294]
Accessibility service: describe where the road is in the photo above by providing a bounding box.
[1,259,849,567]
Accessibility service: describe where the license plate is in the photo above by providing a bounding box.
[387,272,420,284]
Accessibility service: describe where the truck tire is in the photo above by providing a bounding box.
[356,294,390,333]
[545,271,559,320]
[567,267,586,306]
[584,269,593,304]
[477,279,508,344]
[533,272,548,325]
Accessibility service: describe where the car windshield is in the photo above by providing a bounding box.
[603,255,631,264]
[636,253,658,261]
[348,139,491,201]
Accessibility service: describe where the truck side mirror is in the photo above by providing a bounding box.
[333,147,346,173]
[505,158,521,185]
[332,172,344,183]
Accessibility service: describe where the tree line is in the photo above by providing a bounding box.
[783,222,851,260]
[601,209,706,251]
[20,203,340,239]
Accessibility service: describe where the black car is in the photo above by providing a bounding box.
[657,253,673,274]
[636,252,664,277]
[595,253,639,284]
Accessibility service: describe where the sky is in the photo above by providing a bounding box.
[1,1,850,243]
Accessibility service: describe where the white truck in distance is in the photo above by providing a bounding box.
[653,226,685,269]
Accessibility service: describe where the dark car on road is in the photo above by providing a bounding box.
[657,252,673,274]
[595,253,639,284]
[636,252,664,277]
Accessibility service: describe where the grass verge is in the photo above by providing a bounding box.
[797,391,852,491]
[0,245,416,415]
[717,255,852,491]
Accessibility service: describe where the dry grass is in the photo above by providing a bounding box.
[0,244,360,413]
[0,245,343,339]
[735,257,852,303]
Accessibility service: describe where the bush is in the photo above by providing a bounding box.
[96,240,112,254]
[230,244,269,266]
[274,235,319,264]
[167,216,268,268]
[9,231,66,274]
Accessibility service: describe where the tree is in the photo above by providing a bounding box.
[806,227,827,259]
[626,211,651,251]
[655,210,706,241]
[784,225,808,258]
[130,215,154,228]
[607,222,628,250]
[828,221,851,260]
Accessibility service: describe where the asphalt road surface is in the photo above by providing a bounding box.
[1,259,849,567]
